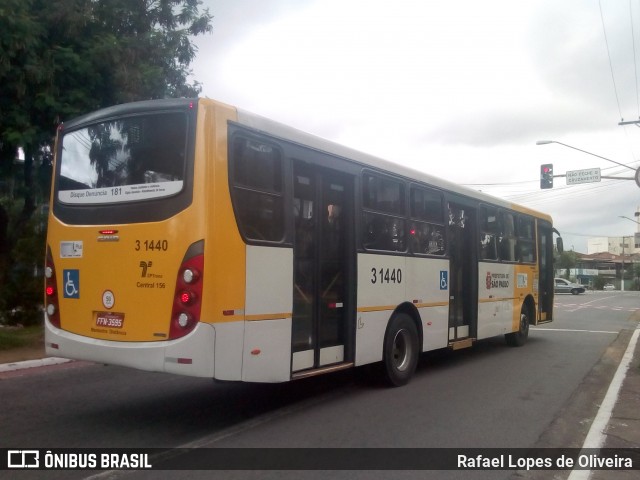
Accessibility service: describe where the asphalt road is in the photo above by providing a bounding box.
[1,291,638,480]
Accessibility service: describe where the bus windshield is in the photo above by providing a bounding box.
[58,112,187,205]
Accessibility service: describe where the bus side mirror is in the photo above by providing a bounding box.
[556,237,563,254]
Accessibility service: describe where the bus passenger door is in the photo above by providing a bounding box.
[537,222,554,323]
[447,203,477,344]
[291,162,354,374]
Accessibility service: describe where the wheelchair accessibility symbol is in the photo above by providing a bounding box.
[63,269,80,299]
[439,271,448,290]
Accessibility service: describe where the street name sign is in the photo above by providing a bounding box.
[565,167,601,185]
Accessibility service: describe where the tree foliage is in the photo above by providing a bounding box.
[0,0,212,324]
[556,250,578,279]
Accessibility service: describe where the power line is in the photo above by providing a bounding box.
[462,160,640,196]
[473,168,638,210]
[600,0,624,121]
[461,179,533,187]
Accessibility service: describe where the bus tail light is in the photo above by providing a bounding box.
[169,241,204,340]
[182,268,199,284]
[44,246,61,328]
[179,290,197,305]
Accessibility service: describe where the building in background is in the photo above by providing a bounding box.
[581,208,640,290]
[587,236,639,256]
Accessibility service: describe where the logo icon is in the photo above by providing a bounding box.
[486,271,492,290]
[439,271,448,290]
[63,270,80,299]
[139,261,153,278]
[7,450,39,468]
[102,290,115,309]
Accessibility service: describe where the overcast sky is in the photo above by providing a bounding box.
[191,0,640,252]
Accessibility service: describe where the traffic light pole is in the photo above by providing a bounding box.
[536,140,640,188]
[536,140,636,171]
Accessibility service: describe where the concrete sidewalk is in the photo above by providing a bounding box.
[589,325,640,479]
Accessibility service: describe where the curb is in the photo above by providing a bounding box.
[0,357,72,373]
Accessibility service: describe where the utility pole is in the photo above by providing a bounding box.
[619,215,640,292]
[622,238,625,292]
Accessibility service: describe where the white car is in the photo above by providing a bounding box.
[554,278,586,295]
[603,283,615,291]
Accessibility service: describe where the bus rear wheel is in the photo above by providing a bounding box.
[505,305,530,347]
[383,313,419,387]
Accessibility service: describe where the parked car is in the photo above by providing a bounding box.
[603,283,615,291]
[554,278,586,295]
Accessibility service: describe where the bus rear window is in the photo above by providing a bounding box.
[58,112,187,204]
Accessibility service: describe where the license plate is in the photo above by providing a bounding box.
[95,312,125,329]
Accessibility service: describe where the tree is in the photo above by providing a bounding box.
[632,261,640,291]
[0,0,212,324]
[556,250,578,280]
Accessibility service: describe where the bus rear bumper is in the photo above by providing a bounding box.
[44,316,216,378]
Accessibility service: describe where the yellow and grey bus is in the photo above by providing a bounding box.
[44,98,561,386]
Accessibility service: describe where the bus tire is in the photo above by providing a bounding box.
[383,313,419,387]
[505,305,530,347]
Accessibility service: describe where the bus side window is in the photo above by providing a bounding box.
[363,213,406,252]
[231,137,285,242]
[517,216,536,263]
[498,211,517,262]
[410,221,445,255]
[409,186,445,256]
[362,173,406,252]
[479,206,498,260]
[480,233,497,260]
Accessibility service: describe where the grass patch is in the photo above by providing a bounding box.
[0,324,44,351]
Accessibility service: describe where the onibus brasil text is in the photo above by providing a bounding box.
[23,451,152,469]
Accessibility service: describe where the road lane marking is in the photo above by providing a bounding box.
[555,296,640,313]
[567,325,640,480]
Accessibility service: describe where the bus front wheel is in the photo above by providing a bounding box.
[383,313,419,387]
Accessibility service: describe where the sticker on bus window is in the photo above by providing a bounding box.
[60,241,83,258]
[58,181,183,205]
[517,273,528,288]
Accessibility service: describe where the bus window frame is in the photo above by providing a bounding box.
[52,100,197,225]
[361,170,408,254]
[516,214,537,264]
[228,133,287,245]
[408,183,446,257]
[479,203,538,265]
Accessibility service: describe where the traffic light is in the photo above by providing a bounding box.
[540,164,553,189]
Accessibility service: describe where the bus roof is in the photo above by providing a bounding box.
[60,97,551,223]
[230,102,551,222]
